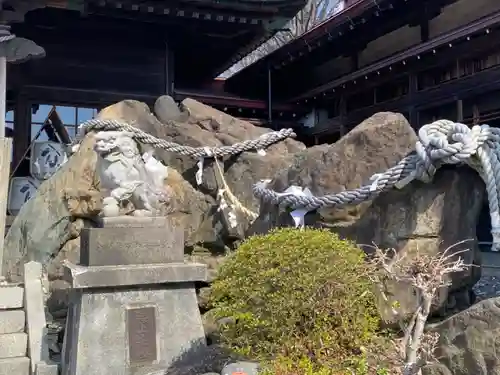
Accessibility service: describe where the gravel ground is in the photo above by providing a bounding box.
[475,251,500,300]
[474,275,500,300]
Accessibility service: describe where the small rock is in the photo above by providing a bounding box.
[154,95,184,122]
[198,287,212,311]
[221,361,260,375]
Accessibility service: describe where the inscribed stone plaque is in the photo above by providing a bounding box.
[127,306,158,364]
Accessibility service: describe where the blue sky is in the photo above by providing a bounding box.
[6,104,97,141]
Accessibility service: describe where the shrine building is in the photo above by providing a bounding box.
[222,0,499,249]
[4,0,307,174]
[225,0,500,146]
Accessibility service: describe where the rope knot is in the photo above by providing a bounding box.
[414,120,491,182]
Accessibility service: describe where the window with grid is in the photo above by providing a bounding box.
[31,105,98,142]
[6,110,13,133]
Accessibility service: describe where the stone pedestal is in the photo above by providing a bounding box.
[61,216,207,375]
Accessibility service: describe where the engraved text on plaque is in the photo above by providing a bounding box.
[127,306,157,364]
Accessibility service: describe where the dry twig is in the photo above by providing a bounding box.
[366,241,472,375]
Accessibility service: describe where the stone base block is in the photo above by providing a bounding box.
[35,361,59,375]
[0,333,27,358]
[0,357,29,375]
[62,286,206,375]
[0,311,25,334]
[80,216,184,266]
[0,286,23,309]
[63,262,207,288]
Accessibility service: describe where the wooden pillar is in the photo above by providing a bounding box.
[456,99,464,122]
[267,64,273,128]
[164,42,175,97]
[351,52,359,71]
[419,3,430,42]
[420,20,429,42]
[12,92,31,176]
[408,73,418,126]
[473,104,480,125]
[339,95,346,136]
[0,51,10,270]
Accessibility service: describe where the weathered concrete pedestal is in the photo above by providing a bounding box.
[61,216,207,375]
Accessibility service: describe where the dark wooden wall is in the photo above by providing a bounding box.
[9,10,169,100]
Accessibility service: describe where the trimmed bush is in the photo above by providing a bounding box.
[208,228,392,374]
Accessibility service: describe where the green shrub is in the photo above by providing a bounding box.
[208,228,393,374]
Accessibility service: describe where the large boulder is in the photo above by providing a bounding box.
[344,166,483,319]
[249,112,418,234]
[423,296,500,375]
[2,134,101,282]
[2,96,304,293]
[96,97,304,249]
[250,112,484,318]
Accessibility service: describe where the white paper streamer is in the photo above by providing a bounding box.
[369,173,383,192]
[195,147,213,185]
[275,185,314,228]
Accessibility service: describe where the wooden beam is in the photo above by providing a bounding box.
[311,64,500,135]
[289,10,500,101]
[279,7,417,79]
[47,107,71,144]
[24,85,157,108]
[173,88,298,111]
[310,29,500,103]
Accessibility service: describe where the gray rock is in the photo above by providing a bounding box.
[221,361,260,375]
[423,296,500,375]
[99,98,304,253]
[474,275,500,300]
[249,112,418,236]
[342,166,483,320]
[249,113,484,320]
[4,96,304,285]
[154,95,186,123]
[3,135,101,282]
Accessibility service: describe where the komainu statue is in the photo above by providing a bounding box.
[94,130,170,217]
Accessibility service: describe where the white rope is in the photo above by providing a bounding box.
[253,120,500,251]
[75,116,280,221]
[76,118,295,158]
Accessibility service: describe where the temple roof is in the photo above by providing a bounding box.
[224,0,456,98]
[5,0,308,84]
[224,0,388,91]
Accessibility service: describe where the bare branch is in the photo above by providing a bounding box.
[368,241,472,375]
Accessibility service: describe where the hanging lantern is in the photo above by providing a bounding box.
[8,177,40,215]
[30,141,69,181]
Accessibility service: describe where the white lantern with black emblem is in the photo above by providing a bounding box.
[8,177,40,215]
[30,141,69,181]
